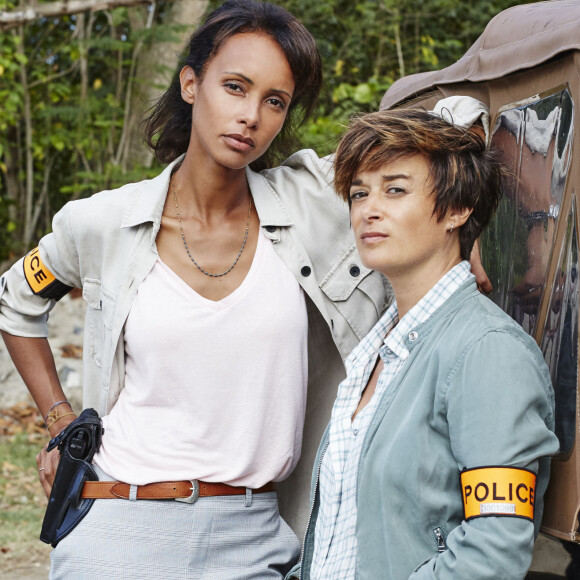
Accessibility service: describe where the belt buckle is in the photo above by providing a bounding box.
[175,480,200,504]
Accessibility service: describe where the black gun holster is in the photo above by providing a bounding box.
[40,408,104,547]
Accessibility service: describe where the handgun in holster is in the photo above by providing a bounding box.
[40,408,104,547]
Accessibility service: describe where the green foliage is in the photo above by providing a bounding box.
[0,434,49,566]
[0,33,24,134]
[0,5,183,261]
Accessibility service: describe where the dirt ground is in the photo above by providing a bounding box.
[0,295,575,578]
[4,559,50,580]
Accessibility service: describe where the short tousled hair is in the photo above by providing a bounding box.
[334,109,505,260]
[143,0,322,170]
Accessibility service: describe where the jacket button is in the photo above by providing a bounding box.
[349,265,361,277]
[265,226,277,233]
[301,266,312,277]
[409,331,419,342]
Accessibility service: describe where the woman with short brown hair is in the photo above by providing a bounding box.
[292,106,558,580]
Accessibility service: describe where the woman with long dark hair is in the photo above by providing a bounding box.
[0,1,390,577]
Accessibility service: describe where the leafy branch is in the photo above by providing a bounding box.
[0,0,174,29]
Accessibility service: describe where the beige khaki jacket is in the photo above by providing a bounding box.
[0,149,392,534]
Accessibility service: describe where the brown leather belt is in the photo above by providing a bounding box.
[81,480,276,503]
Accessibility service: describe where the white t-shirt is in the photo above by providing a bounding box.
[93,231,308,487]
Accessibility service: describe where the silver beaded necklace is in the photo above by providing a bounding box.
[172,184,252,278]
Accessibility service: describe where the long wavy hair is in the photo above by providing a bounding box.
[143,0,322,171]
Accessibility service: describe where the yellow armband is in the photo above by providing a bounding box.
[461,466,536,522]
[23,247,72,301]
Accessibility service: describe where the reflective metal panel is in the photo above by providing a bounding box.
[540,199,578,457]
[482,88,576,456]
[483,89,574,334]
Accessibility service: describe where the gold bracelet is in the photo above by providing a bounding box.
[45,410,76,430]
[44,400,71,423]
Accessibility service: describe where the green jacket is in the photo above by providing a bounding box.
[292,279,559,580]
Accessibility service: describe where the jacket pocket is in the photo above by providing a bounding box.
[82,279,111,369]
[319,243,372,301]
[320,244,392,341]
[411,526,448,574]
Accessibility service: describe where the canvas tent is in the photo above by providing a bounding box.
[381,0,580,544]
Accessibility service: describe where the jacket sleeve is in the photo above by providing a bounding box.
[0,202,80,337]
[410,329,559,580]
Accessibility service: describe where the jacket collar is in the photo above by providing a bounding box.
[121,156,183,231]
[402,277,480,352]
[246,165,294,227]
[120,156,294,232]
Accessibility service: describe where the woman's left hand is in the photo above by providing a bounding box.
[36,412,78,498]
[36,442,61,499]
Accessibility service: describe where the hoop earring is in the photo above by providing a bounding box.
[448,224,454,233]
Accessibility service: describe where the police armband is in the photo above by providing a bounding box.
[23,247,73,301]
[461,466,536,522]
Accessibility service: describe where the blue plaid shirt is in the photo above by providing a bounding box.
[310,261,474,579]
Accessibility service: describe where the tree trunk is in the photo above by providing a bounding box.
[70,12,95,201]
[123,0,209,170]
[394,19,405,79]
[3,127,21,230]
[0,0,176,28]
[18,24,34,248]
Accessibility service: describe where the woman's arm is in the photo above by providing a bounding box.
[410,328,558,579]
[1,331,77,497]
[0,203,85,497]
